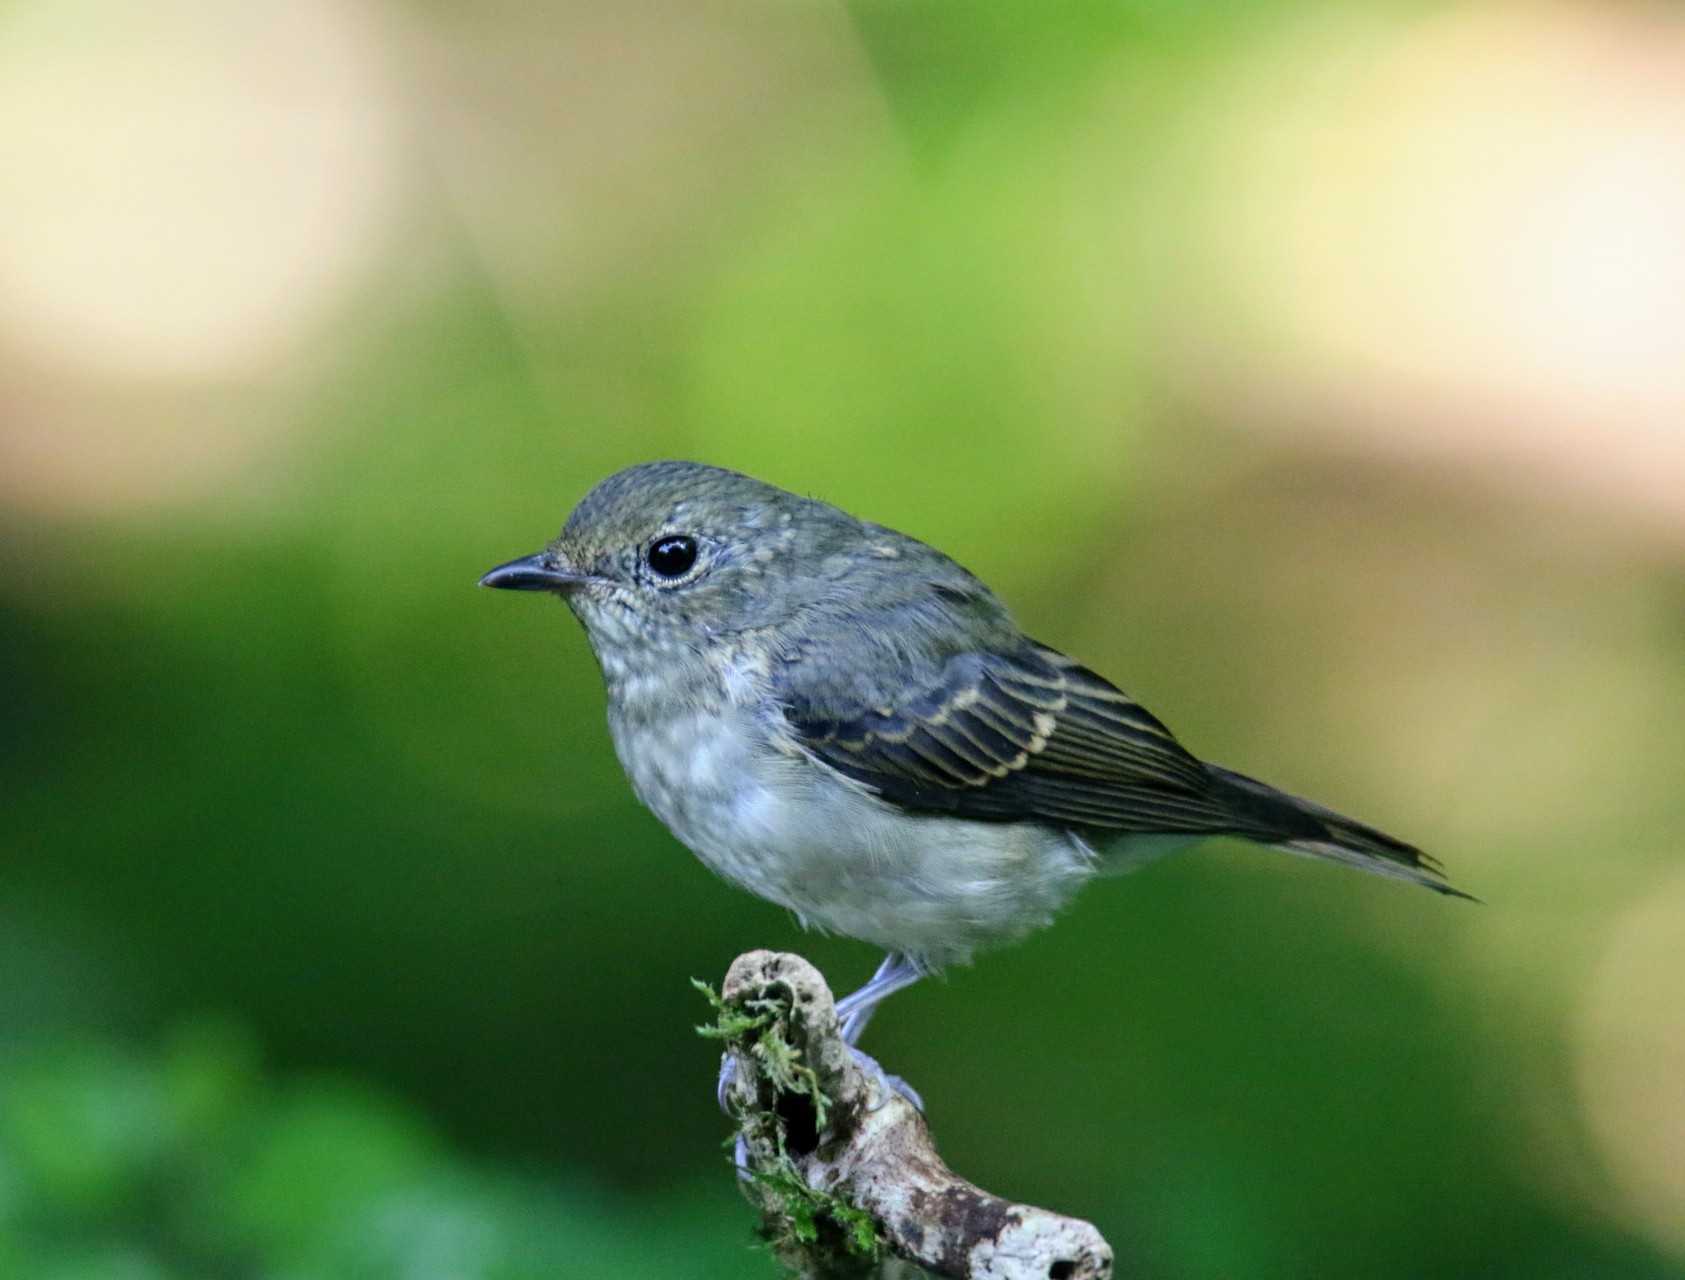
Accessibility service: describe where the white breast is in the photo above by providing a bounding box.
[602,654,1099,969]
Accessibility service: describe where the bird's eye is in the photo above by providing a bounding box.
[646,535,699,578]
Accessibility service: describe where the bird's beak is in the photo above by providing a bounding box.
[478,551,592,593]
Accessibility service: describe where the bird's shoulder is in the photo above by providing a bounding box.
[768,525,1019,704]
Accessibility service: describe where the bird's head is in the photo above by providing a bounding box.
[480,460,876,664]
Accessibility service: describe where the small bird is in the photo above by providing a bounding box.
[482,461,1467,1050]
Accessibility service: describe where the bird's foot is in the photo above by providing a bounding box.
[714,1055,753,1181]
[716,1046,920,1183]
[850,1046,924,1113]
[719,1044,922,1120]
[716,1050,738,1114]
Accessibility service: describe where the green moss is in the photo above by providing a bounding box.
[693,979,883,1273]
[750,1163,883,1274]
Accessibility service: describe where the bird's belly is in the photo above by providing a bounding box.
[608,705,1098,968]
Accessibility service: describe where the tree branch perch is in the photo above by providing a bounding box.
[708,950,1115,1280]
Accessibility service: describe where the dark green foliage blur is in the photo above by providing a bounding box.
[0,1022,754,1278]
[3,0,1684,1276]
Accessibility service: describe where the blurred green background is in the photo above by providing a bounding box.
[3,0,1684,1275]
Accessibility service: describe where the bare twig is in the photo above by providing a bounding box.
[706,950,1115,1280]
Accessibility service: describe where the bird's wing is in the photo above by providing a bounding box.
[776,641,1254,835]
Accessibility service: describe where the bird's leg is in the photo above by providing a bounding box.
[834,952,927,1112]
[834,951,925,1045]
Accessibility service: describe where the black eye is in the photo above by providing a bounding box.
[646,535,699,578]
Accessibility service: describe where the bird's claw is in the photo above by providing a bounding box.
[722,1044,922,1113]
[849,1046,924,1113]
[716,1050,738,1114]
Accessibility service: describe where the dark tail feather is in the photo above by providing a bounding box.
[1206,764,1476,901]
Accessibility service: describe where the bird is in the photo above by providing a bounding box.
[481,460,1468,1056]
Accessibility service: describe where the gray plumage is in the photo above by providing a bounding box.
[483,461,1465,1022]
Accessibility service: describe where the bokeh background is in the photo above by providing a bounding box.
[3,0,1683,1275]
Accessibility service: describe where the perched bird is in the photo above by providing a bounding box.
[482,461,1467,1049]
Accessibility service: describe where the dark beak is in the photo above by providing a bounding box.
[479,552,592,593]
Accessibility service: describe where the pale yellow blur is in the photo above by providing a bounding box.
[1182,1,1685,538]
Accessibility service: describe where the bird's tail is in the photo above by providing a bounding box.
[1206,764,1474,900]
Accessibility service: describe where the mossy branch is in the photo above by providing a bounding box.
[700,950,1115,1280]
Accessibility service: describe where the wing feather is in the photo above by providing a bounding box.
[778,641,1260,837]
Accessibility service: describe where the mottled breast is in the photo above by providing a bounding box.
[600,646,805,900]
[596,644,1099,968]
